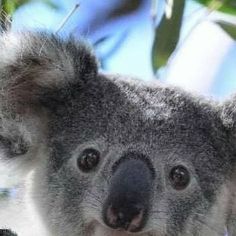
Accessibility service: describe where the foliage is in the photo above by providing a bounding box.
[1,0,58,15]
[151,0,236,74]
[196,0,236,40]
[152,0,185,72]
[217,20,236,39]
[194,0,236,15]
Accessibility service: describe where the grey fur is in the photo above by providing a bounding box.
[0,31,236,236]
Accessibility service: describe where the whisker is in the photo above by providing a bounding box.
[86,190,103,205]
[196,217,222,235]
[190,212,224,235]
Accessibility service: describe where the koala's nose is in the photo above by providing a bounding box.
[103,156,153,232]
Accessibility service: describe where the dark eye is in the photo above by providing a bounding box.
[169,165,190,190]
[77,149,100,172]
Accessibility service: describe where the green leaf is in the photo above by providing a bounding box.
[2,0,17,15]
[1,0,59,15]
[14,0,34,10]
[41,0,60,10]
[193,0,236,15]
[1,0,34,15]
[151,0,186,73]
[217,21,236,39]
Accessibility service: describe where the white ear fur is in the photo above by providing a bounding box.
[0,114,47,185]
[221,95,236,132]
[0,31,98,181]
[0,31,97,114]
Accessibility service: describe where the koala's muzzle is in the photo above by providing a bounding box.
[103,157,153,232]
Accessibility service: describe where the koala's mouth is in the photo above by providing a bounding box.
[91,221,153,236]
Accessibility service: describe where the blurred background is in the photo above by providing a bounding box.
[1,0,235,99]
[0,0,235,235]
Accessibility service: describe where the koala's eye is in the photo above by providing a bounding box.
[77,149,100,172]
[169,165,190,190]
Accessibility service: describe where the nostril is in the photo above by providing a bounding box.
[127,209,144,232]
[104,204,145,232]
[106,205,119,228]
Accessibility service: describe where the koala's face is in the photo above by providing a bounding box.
[32,75,234,236]
[1,32,236,236]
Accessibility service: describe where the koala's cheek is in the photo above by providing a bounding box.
[199,184,231,235]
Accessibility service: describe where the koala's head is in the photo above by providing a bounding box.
[1,32,236,236]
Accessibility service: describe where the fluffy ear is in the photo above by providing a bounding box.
[220,95,236,234]
[0,31,98,182]
[220,95,236,142]
[0,31,98,113]
[221,95,236,129]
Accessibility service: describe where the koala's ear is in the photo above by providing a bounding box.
[0,31,98,114]
[0,31,98,183]
[220,96,236,234]
[220,95,236,136]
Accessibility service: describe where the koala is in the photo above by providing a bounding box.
[0,31,236,236]
[0,229,17,236]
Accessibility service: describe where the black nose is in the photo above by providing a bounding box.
[103,156,153,232]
